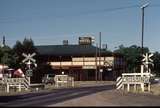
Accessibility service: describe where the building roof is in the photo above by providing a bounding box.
[36,44,112,57]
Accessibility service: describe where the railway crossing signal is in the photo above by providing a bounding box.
[22,53,37,77]
[22,53,36,63]
[142,53,153,65]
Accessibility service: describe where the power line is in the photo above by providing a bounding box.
[1,4,160,24]
[0,4,140,23]
[59,5,140,18]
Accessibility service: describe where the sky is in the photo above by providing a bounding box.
[0,0,160,52]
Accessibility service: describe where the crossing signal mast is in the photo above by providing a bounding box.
[142,53,153,74]
[22,53,37,77]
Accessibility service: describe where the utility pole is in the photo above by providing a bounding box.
[60,56,62,74]
[99,32,102,81]
[95,43,98,81]
[141,3,149,55]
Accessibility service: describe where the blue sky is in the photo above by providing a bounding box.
[0,0,160,52]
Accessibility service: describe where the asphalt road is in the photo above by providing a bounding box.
[0,84,114,107]
[0,83,160,106]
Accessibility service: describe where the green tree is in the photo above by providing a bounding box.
[13,38,37,69]
[13,38,39,82]
[34,63,54,83]
[22,38,37,54]
[12,41,24,68]
[0,45,16,68]
[152,52,160,76]
[114,44,149,72]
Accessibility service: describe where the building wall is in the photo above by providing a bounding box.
[47,56,125,81]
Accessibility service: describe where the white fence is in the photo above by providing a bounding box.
[0,77,30,92]
[116,73,151,92]
[54,75,74,88]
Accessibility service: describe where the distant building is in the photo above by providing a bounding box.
[36,37,126,81]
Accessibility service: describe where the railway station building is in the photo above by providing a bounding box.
[36,37,126,81]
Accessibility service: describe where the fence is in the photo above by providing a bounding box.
[116,73,151,92]
[54,75,74,88]
[0,77,30,92]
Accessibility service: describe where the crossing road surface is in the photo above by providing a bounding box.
[0,84,160,106]
[0,84,114,106]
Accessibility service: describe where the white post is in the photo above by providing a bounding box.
[134,75,136,91]
[122,84,124,90]
[6,83,9,93]
[148,83,151,92]
[141,65,144,77]
[127,84,130,92]
[72,77,74,87]
[18,83,21,92]
[56,78,58,87]
[141,65,144,92]
[134,84,136,91]
[141,83,144,92]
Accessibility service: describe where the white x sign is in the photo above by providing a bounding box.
[22,53,36,63]
[142,53,153,62]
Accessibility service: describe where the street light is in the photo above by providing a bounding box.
[141,3,149,55]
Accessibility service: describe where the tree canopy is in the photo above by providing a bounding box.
[0,45,16,68]
[13,38,37,69]
[114,44,149,72]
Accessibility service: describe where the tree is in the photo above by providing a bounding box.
[13,38,39,82]
[152,52,160,76]
[114,44,149,72]
[22,38,37,54]
[33,63,54,83]
[13,38,37,69]
[0,45,16,68]
[12,38,54,83]
[12,41,24,69]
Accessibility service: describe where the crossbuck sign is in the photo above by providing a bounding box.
[142,53,153,66]
[22,53,36,63]
[22,53,36,77]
